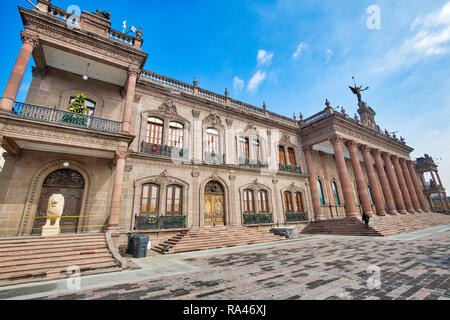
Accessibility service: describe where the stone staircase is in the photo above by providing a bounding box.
[301,218,383,237]
[369,212,450,237]
[153,226,288,254]
[302,212,450,237]
[0,233,122,287]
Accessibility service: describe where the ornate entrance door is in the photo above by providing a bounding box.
[32,169,85,235]
[204,181,225,227]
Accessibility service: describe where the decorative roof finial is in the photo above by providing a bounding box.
[325,99,331,108]
[263,102,267,110]
[136,27,143,39]
[225,88,229,97]
[193,77,198,87]
[300,113,304,121]
[341,106,346,114]
[293,113,297,120]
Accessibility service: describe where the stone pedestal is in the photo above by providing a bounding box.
[42,225,61,237]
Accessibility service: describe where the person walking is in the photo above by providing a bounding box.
[362,212,371,230]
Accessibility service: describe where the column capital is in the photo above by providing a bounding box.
[20,31,40,48]
[329,135,344,146]
[391,155,399,161]
[344,140,358,150]
[302,145,313,152]
[127,67,141,78]
[359,144,371,154]
[115,150,129,160]
[381,152,392,160]
[370,148,381,157]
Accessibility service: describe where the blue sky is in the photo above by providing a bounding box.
[1,0,450,188]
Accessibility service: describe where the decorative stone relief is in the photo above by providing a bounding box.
[158,99,178,118]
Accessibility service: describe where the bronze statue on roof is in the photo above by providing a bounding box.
[349,76,369,103]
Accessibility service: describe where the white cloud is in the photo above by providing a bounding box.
[232,76,244,93]
[257,50,274,66]
[293,42,308,58]
[247,70,267,93]
[326,49,333,63]
[377,2,450,72]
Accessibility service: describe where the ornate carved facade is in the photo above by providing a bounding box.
[0,1,439,245]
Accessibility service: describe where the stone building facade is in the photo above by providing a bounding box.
[0,2,434,246]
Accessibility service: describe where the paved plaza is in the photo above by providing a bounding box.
[1,225,449,301]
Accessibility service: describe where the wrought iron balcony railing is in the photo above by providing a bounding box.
[11,102,122,134]
[135,215,186,230]
[141,142,189,159]
[285,212,309,223]
[279,164,303,174]
[239,158,269,169]
[243,213,273,225]
[205,152,225,165]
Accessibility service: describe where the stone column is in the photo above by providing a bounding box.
[346,141,374,216]
[0,32,39,113]
[373,150,398,215]
[383,153,407,214]
[229,174,238,226]
[303,145,324,221]
[392,156,415,213]
[191,170,200,228]
[330,136,359,218]
[400,159,423,213]
[107,151,128,231]
[407,161,430,212]
[360,146,386,216]
[272,178,282,225]
[121,67,140,134]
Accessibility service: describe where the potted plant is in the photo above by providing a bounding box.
[62,93,88,126]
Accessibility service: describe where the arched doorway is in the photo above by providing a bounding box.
[32,169,85,235]
[204,181,225,227]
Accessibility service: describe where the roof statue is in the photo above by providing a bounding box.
[94,9,111,21]
[349,76,369,103]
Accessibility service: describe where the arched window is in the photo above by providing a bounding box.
[288,148,296,166]
[70,97,96,117]
[240,137,250,161]
[166,185,183,215]
[284,192,294,213]
[141,183,160,216]
[294,192,304,212]
[169,122,184,148]
[207,128,220,154]
[257,190,269,213]
[243,189,255,213]
[147,117,164,145]
[279,146,287,166]
[332,181,341,205]
[317,180,325,206]
[253,140,262,162]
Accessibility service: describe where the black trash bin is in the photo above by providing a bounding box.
[127,234,140,254]
[132,235,149,258]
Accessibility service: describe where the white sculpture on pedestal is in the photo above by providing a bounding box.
[42,194,65,237]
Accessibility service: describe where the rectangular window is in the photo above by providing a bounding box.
[141,184,159,216]
[258,190,269,213]
[279,146,286,166]
[207,128,220,154]
[167,185,182,215]
[253,140,262,162]
[284,192,294,212]
[147,117,164,145]
[240,137,250,160]
[243,190,254,213]
[288,148,296,166]
[169,122,184,148]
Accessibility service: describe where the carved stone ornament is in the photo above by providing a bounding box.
[158,99,178,118]
[191,171,200,178]
[128,67,142,78]
[203,110,223,128]
[226,119,233,127]
[42,194,65,237]
[20,31,40,48]
[282,133,291,143]
[161,170,168,177]
[192,109,200,118]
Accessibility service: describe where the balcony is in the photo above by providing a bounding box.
[141,142,189,159]
[205,152,225,165]
[279,164,303,175]
[134,215,186,231]
[243,213,274,225]
[285,212,309,223]
[11,102,122,134]
[239,158,269,169]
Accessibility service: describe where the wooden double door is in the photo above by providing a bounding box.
[204,181,225,227]
[32,169,84,235]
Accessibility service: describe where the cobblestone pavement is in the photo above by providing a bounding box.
[36,232,450,300]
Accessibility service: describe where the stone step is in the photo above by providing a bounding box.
[0,250,112,266]
[0,238,106,250]
[0,257,118,276]
[0,234,105,243]
[0,245,109,258]
[0,263,121,288]
[156,237,284,251]
[0,240,107,253]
